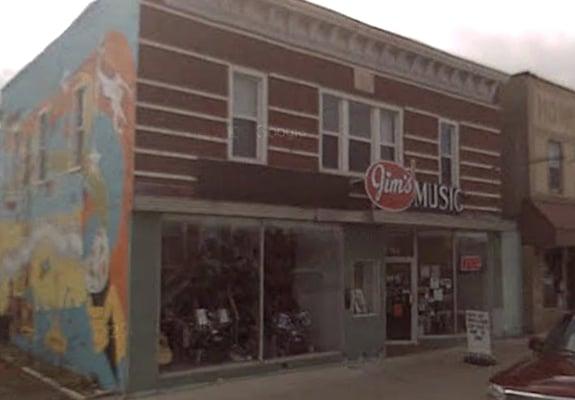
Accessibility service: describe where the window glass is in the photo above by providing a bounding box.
[440,123,454,156]
[322,95,341,133]
[417,233,455,336]
[233,73,259,118]
[232,72,263,160]
[349,140,371,172]
[73,88,86,167]
[349,101,371,139]
[441,158,453,186]
[322,135,339,170]
[380,109,396,144]
[456,234,488,333]
[75,88,85,128]
[543,249,563,308]
[548,141,562,192]
[381,146,395,162]
[232,119,258,159]
[38,113,49,181]
[440,122,457,185]
[352,261,376,315]
[160,220,261,372]
[264,225,342,358]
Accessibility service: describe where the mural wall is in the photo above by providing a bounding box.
[0,29,135,390]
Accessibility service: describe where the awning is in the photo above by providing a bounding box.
[521,200,575,248]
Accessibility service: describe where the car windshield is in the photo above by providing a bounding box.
[543,314,575,355]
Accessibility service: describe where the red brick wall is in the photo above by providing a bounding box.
[135,1,502,215]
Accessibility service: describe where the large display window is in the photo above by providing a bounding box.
[455,233,489,333]
[159,219,261,371]
[263,225,342,359]
[417,232,455,336]
[159,218,343,372]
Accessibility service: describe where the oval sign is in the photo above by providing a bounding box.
[364,161,416,211]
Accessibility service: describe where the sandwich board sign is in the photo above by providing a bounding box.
[464,310,496,366]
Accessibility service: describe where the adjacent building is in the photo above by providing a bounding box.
[503,73,575,334]
[0,0,523,394]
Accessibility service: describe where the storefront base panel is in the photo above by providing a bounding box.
[153,352,343,393]
[343,225,387,360]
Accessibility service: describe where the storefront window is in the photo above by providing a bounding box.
[263,225,342,359]
[159,219,343,371]
[456,234,488,333]
[544,249,564,309]
[159,219,260,372]
[352,261,377,315]
[417,232,455,336]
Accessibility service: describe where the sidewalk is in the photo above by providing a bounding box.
[0,358,68,400]
[132,338,526,400]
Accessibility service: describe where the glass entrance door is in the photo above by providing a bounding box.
[385,261,414,341]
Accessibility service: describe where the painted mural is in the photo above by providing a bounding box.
[0,31,135,390]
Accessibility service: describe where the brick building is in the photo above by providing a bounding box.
[0,0,522,394]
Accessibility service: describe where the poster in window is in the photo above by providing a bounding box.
[353,289,369,314]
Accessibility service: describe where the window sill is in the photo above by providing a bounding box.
[352,313,378,319]
[319,168,365,179]
[228,156,266,166]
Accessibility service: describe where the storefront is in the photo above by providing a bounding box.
[158,217,344,373]
[145,161,517,379]
[519,200,575,333]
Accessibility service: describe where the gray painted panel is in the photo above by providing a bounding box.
[127,212,162,392]
[343,225,386,359]
[502,231,523,336]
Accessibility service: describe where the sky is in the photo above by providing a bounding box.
[1,0,575,89]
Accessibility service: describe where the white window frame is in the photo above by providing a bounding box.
[37,111,49,182]
[439,119,460,187]
[320,89,403,177]
[228,67,268,165]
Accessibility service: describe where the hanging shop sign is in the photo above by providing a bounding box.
[365,161,463,213]
[460,255,482,272]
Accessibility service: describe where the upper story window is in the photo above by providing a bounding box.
[231,70,266,163]
[548,140,563,193]
[439,121,459,186]
[72,88,86,168]
[321,93,401,174]
[38,112,49,181]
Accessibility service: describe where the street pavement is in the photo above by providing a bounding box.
[131,338,526,400]
[0,359,67,400]
[0,338,526,399]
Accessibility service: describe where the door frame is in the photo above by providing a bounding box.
[383,257,418,344]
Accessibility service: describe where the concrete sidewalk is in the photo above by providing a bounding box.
[0,359,68,400]
[132,338,526,400]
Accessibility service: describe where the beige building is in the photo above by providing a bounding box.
[503,72,575,334]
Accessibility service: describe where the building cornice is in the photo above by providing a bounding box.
[161,0,508,105]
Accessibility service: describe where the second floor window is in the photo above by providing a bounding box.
[72,88,86,168]
[321,94,401,174]
[231,71,266,162]
[38,113,49,181]
[548,140,563,193]
[440,121,458,186]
